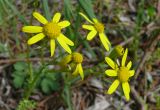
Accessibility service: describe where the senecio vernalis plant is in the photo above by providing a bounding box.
[22,11,135,107]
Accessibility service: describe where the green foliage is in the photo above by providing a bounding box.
[64,0,74,20]
[40,72,60,94]
[1,0,158,109]
[3,0,28,24]
[12,62,28,88]
[146,6,156,21]
[12,61,61,94]
[16,99,36,110]
[63,0,75,40]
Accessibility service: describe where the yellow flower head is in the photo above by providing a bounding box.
[115,45,124,56]
[72,52,83,63]
[105,48,135,101]
[79,12,111,51]
[22,12,74,56]
[71,52,84,80]
[109,45,124,59]
[60,52,84,80]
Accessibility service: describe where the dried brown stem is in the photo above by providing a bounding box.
[131,86,146,110]
[0,57,52,64]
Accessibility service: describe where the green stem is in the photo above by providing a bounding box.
[62,72,73,110]
[24,65,46,99]
[64,83,73,110]
[26,44,34,85]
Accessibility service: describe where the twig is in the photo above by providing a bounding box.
[119,37,134,46]
[38,94,56,107]
[0,57,52,64]
[131,86,146,110]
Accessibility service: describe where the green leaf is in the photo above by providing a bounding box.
[12,71,24,77]
[51,81,60,91]
[147,6,156,18]
[45,73,56,81]
[41,79,50,94]
[13,62,27,71]
[41,78,60,94]
[13,76,24,88]
[17,99,36,110]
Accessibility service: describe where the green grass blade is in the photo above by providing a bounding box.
[4,0,28,24]
[78,0,96,19]
[42,0,51,21]
[63,0,74,40]
[0,0,10,15]
[64,0,74,20]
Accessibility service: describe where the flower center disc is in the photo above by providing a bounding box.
[94,22,104,33]
[118,67,130,82]
[72,52,83,63]
[43,22,61,39]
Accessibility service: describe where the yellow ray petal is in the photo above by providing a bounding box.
[79,12,93,24]
[78,63,84,80]
[72,65,79,75]
[52,12,61,23]
[105,69,117,76]
[107,79,120,94]
[27,33,45,45]
[92,18,98,23]
[82,25,95,30]
[58,20,70,28]
[57,36,72,54]
[86,30,97,40]
[129,70,135,77]
[33,12,48,24]
[105,57,117,69]
[22,26,43,33]
[122,48,128,66]
[99,33,110,51]
[127,61,132,70]
[122,82,130,101]
[60,54,72,66]
[59,34,74,46]
[50,39,55,57]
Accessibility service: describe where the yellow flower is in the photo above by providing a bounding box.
[72,52,84,80]
[114,45,124,56]
[22,12,74,56]
[60,52,84,80]
[105,48,135,100]
[79,12,111,51]
[109,45,124,59]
